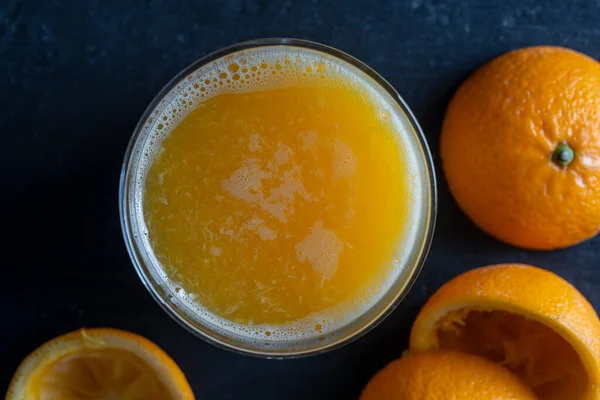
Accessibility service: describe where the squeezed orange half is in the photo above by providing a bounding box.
[144,62,413,327]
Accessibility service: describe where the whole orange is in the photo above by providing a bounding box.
[441,46,600,250]
[359,349,538,400]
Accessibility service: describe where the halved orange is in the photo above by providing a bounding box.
[410,264,600,400]
[360,349,538,400]
[6,328,194,400]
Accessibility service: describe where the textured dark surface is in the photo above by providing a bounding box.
[2,0,600,398]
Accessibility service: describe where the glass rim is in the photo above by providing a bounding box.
[119,38,437,358]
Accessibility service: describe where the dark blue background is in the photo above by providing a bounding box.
[2,0,600,398]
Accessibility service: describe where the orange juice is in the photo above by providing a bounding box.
[137,47,425,340]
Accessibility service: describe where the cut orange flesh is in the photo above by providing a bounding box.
[436,309,588,399]
[410,264,600,400]
[6,328,194,400]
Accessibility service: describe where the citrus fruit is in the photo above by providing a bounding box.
[440,46,600,250]
[410,264,600,400]
[6,328,194,400]
[360,349,538,399]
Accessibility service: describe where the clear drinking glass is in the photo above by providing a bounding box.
[119,38,436,358]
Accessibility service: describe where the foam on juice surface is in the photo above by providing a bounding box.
[132,46,426,344]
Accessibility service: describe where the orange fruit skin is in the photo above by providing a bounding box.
[6,328,194,400]
[360,349,538,400]
[409,264,600,400]
[441,46,600,250]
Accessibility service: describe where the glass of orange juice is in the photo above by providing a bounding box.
[120,38,436,357]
